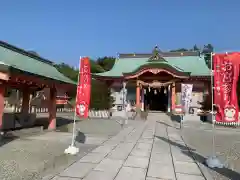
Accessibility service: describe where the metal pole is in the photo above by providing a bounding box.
[64,57,81,155]
[205,52,224,168]
[70,58,82,147]
[210,52,216,156]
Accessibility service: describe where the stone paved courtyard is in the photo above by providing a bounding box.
[180,120,240,180]
[52,114,206,180]
[0,117,142,180]
[2,113,240,180]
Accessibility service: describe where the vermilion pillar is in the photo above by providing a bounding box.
[21,89,30,115]
[141,88,144,111]
[0,84,5,130]
[48,88,56,130]
[136,81,140,107]
[171,83,176,111]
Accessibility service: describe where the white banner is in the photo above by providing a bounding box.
[181,84,193,113]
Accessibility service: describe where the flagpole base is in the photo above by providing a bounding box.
[64,145,79,155]
[205,156,224,168]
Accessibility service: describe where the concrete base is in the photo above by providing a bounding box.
[64,145,79,155]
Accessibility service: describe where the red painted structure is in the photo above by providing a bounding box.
[0,41,75,130]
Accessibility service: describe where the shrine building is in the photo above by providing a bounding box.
[0,41,76,130]
[93,46,211,115]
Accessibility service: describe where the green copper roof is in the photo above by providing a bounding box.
[0,42,76,85]
[94,55,210,77]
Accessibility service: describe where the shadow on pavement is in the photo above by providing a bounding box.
[170,114,182,123]
[156,135,240,180]
[35,117,74,130]
[157,121,180,130]
[0,133,18,147]
[75,131,86,143]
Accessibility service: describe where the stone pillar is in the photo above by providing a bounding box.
[48,88,56,130]
[136,81,140,107]
[0,84,5,130]
[21,89,30,115]
[171,83,176,111]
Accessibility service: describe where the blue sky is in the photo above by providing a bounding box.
[0,0,239,66]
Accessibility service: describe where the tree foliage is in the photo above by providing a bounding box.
[170,48,189,52]
[55,57,116,110]
[96,57,115,71]
[202,44,214,69]
[170,44,214,69]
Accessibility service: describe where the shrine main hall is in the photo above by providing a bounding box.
[93,46,211,114]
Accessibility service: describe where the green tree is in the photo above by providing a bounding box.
[96,57,115,71]
[170,48,188,52]
[90,80,113,110]
[202,44,214,69]
[193,44,200,51]
[55,63,79,81]
[55,57,113,110]
[90,59,105,73]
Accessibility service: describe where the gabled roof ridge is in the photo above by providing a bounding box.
[119,51,200,59]
[0,40,54,65]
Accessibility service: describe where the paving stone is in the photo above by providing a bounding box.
[135,143,152,151]
[150,153,173,164]
[176,173,205,180]
[171,150,194,162]
[151,145,170,154]
[115,167,146,180]
[107,143,134,160]
[146,177,174,180]
[147,161,175,180]
[94,158,123,172]
[103,140,119,147]
[83,170,116,180]
[124,156,149,169]
[108,150,130,160]
[53,176,82,180]
[153,140,170,147]
[138,138,154,144]
[174,161,202,175]
[59,162,96,178]
[130,148,151,157]
[84,137,107,145]
[168,134,183,141]
[126,137,140,142]
[79,153,106,163]
[92,145,114,154]
[141,135,154,139]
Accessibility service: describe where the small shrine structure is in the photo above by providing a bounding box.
[0,41,76,130]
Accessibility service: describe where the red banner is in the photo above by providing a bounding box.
[75,57,91,118]
[214,53,240,123]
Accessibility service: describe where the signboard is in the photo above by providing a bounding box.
[181,84,193,113]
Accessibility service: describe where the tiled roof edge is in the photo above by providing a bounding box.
[0,40,54,65]
[119,51,200,58]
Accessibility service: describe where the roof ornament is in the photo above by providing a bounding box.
[149,45,166,62]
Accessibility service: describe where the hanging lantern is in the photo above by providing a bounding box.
[148,86,150,92]
[144,89,146,94]
[154,89,157,94]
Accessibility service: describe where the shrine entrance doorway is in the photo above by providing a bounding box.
[144,86,168,111]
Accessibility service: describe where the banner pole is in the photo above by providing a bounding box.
[64,57,81,155]
[71,104,78,147]
[205,52,223,168]
[210,52,216,156]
